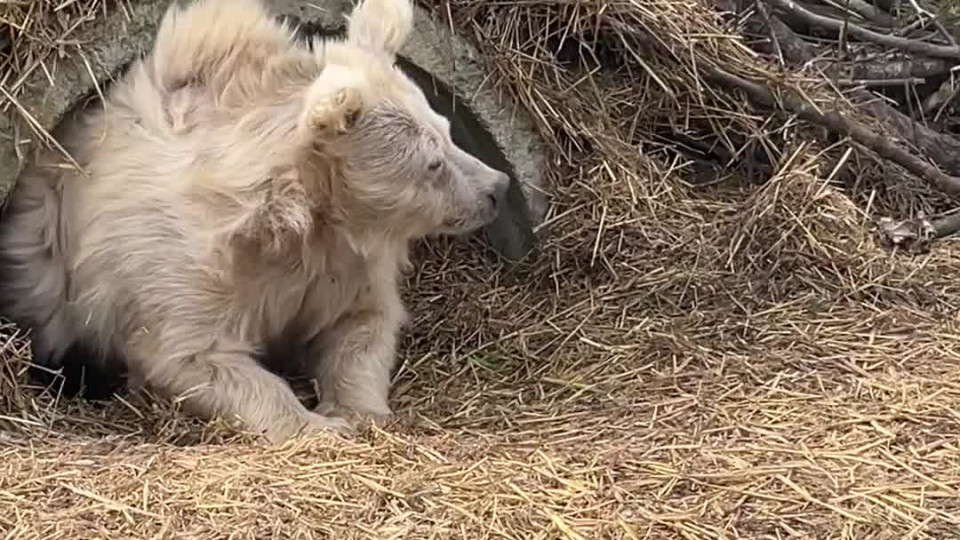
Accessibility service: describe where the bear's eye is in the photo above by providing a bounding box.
[427,160,443,172]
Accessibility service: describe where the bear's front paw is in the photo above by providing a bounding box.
[261,410,357,443]
[305,86,362,137]
[315,401,394,429]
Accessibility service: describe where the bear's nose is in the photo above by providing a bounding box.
[486,172,510,212]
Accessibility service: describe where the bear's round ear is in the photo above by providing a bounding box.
[299,65,365,141]
[345,0,414,57]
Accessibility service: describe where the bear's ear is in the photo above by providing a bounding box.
[345,0,414,57]
[298,65,366,141]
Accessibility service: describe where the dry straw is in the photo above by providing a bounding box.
[1,0,960,538]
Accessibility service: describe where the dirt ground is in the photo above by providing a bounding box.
[2,0,960,538]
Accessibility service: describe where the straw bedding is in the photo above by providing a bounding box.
[2,0,960,538]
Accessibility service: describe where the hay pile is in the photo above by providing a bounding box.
[3,0,960,538]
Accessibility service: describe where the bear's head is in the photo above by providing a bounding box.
[299,0,510,240]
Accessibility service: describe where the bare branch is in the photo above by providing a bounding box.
[841,58,952,81]
[704,64,960,196]
[932,210,960,238]
[824,0,896,27]
[836,77,926,86]
[767,0,960,59]
[878,210,960,252]
[754,11,960,178]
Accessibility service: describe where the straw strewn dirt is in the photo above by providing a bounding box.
[2,0,960,538]
[0,0,115,103]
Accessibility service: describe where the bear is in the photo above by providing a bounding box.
[0,0,510,442]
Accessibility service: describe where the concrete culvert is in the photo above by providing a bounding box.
[0,0,548,263]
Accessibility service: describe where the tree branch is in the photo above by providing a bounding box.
[767,0,960,60]
[704,64,960,196]
[842,58,952,80]
[932,210,960,238]
[753,10,960,178]
[840,0,897,27]
[878,210,960,253]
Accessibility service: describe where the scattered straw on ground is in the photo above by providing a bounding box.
[2,0,960,538]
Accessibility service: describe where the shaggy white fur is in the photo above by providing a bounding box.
[0,0,509,442]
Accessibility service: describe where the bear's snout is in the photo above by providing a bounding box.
[484,172,510,214]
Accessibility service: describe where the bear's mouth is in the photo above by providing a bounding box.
[438,206,498,235]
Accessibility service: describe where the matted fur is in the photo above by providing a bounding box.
[0,0,509,442]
